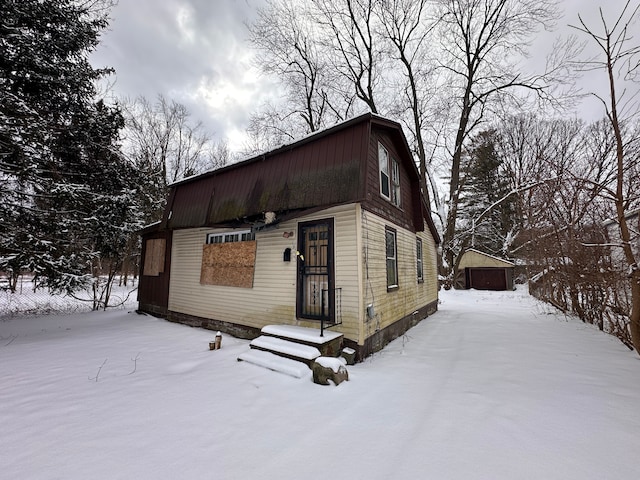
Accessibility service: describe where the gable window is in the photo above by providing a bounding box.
[416,238,423,283]
[385,227,398,290]
[378,142,401,207]
[206,229,255,244]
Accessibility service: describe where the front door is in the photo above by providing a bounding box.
[297,219,334,322]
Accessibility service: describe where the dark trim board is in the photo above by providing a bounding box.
[139,299,438,363]
[138,303,168,318]
[346,299,439,361]
[166,311,262,340]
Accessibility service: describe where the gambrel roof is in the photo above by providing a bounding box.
[159,113,440,242]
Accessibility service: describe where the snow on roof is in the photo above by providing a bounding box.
[603,207,640,226]
[464,248,515,266]
[141,220,161,228]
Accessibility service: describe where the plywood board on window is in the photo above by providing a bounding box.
[143,238,166,276]
[200,241,257,288]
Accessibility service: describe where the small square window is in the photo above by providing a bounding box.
[206,234,223,244]
[206,229,254,244]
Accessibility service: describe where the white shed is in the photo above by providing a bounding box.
[455,249,515,291]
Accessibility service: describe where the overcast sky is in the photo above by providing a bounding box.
[90,0,636,153]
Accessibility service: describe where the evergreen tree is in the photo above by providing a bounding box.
[458,129,517,257]
[0,0,138,294]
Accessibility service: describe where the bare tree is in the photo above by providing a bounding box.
[313,0,384,114]
[436,0,564,277]
[570,0,640,353]
[120,94,228,218]
[122,95,214,184]
[248,0,443,206]
[248,0,338,135]
[377,0,441,208]
[245,0,573,274]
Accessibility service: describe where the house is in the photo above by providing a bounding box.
[137,113,440,361]
[454,248,515,291]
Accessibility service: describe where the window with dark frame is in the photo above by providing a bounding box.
[391,158,401,207]
[385,227,398,289]
[416,238,423,282]
[378,142,401,207]
[379,142,390,199]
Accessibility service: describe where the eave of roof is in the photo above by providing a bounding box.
[464,248,515,266]
[162,112,439,244]
[171,112,382,188]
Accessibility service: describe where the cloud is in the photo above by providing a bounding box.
[91,0,269,150]
[92,0,638,152]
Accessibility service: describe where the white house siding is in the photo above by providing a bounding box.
[168,204,361,343]
[360,209,438,342]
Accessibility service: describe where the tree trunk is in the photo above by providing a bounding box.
[629,276,640,351]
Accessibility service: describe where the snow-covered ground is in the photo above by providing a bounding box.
[0,277,138,317]
[1,287,639,479]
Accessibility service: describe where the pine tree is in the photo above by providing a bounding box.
[0,0,139,294]
[458,129,517,257]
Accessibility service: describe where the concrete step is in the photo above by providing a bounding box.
[237,349,310,379]
[250,335,321,364]
[261,324,343,357]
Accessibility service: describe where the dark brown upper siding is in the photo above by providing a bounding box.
[164,118,370,229]
[362,126,424,233]
[158,113,439,242]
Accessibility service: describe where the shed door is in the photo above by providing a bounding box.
[468,268,507,291]
[297,219,334,321]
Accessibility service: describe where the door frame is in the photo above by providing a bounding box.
[296,218,335,322]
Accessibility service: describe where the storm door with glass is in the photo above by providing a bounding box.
[296,219,335,322]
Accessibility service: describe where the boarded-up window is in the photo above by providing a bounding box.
[200,241,257,288]
[143,238,166,276]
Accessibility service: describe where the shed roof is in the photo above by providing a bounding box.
[459,249,515,269]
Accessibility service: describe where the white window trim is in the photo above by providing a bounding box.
[385,227,398,290]
[391,157,401,208]
[378,142,401,207]
[416,237,424,282]
[206,229,255,244]
[379,142,390,201]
